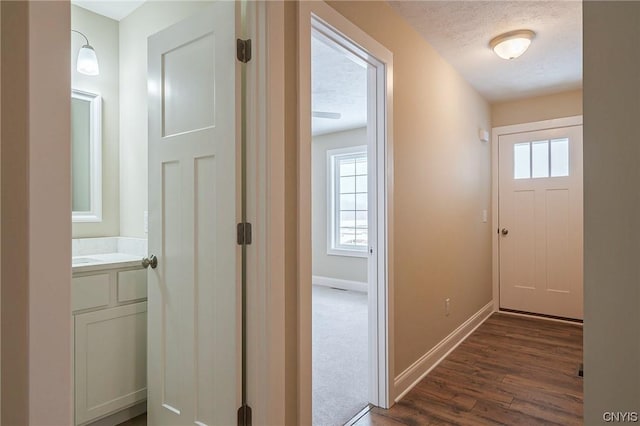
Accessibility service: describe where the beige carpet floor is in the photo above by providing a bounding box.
[312,285,369,426]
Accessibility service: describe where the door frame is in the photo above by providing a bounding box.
[244,1,286,424]
[298,1,395,422]
[491,115,583,313]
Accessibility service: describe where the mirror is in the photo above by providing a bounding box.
[72,89,102,222]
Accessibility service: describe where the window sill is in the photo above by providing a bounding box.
[327,248,368,258]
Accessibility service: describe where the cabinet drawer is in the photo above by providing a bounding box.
[72,274,110,311]
[117,269,147,302]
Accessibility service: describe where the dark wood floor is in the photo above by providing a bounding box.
[117,413,146,426]
[353,313,583,426]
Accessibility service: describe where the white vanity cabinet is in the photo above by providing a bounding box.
[73,265,148,426]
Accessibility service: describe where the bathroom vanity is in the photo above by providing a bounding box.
[72,238,148,426]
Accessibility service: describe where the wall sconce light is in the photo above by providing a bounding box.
[489,29,535,60]
[72,30,100,76]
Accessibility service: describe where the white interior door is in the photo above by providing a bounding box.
[498,125,583,320]
[147,3,238,425]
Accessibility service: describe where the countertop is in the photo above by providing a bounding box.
[72,253,144,274]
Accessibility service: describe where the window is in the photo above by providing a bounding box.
[328,147,368,256]
[514,138,569,179]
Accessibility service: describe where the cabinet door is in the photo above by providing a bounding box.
[75,302,147,425]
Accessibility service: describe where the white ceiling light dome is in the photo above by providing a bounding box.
[490,29,536,60]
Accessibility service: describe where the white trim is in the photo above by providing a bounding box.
[299,1,395,420]
[77,402,146,426]
[491,115,583,313]
[492,115,583,137]
[499,310,584,326]
[393,301,494,402]
[312,276,368,293]
[246,1,286,425]
[71,89,102,223]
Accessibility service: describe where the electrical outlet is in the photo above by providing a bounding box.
[445,298,451,316]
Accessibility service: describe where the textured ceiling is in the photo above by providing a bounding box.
[388,1,582,102]
[312,35,368,136]
[72,0,145,21]
[72,1,575,131]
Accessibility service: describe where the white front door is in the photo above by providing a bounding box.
[147,3,238,425]
[498,125,583,319]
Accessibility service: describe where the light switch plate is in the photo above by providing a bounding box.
[144,211,149,234]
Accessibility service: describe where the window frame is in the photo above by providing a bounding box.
[71,89,103,223]
[327,145,368,257]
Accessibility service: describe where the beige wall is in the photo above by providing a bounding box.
[312,128,368,284]
[2,1,72,424]
[327,0,492,377]
[283,3,298,424]
[118,1,212,238]
[0,1,3,419]
[491,89,583,128]
[71,5,120,238]
[1,3,28,422]
[583,2,640,423]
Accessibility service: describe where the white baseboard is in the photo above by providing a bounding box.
[393,301,494,402]
[312,275,367,293]
[80,401,146,426]
[498,309,584,326]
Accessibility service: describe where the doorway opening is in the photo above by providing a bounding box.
[310,28,370,425]
[70,2,246,425]
[299,3,394,424]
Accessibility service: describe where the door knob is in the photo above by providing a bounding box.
[501,228,509,236]
[142,255,158,269]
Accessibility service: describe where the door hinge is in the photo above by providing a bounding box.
[237,38,252,63]
[237,222,252,245]
[237,404,252,426]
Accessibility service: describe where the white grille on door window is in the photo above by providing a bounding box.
[514,138,569,179]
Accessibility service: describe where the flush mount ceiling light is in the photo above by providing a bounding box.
[489,29,536,60]
[72,30,100,76]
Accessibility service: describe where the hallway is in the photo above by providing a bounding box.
[353,313,583,425]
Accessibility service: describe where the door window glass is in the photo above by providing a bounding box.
[514,142,531,179]
[550,138,569,177]
[514,138,570,179]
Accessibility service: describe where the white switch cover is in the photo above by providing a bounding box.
[144,211,149,234]
[482,209,488,223]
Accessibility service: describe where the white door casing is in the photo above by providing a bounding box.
[498,125,583,320]
[299,2,395,420]
[147,3,238,425]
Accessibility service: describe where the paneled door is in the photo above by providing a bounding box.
[147,3,238,425]
[498,125,583,320]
